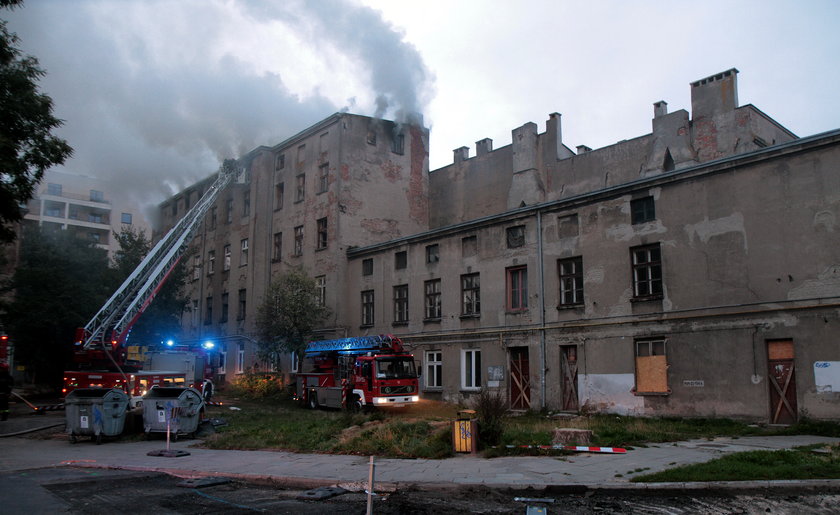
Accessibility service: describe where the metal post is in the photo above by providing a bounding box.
[366,455,375,515]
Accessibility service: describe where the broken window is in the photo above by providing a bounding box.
[391,133,404,155]
[293,226,303,256]
[223,244,231,271]
[426,244,439,264]
[631,196,655,224]
[242,190,250,217]
[204,296,213,325]
[558,257,583,306]
[634,338,668,394]
[631,244,663,298]
[226,198,233,223]
[316,217,328,250]
[220,293,229,323]
[275,153,285,170]
[272,232,282,262]
[506,225,526,248]
[395,250,407,270]
[315,276,326,307]
[207,250,215,275]
[209,207,217,230]
[237,289,247,321]
[275,183,284,210]
[240,239,248,266]
[318,163,329,194]
[295,174,305,203]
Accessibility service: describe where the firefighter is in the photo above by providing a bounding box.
[0,365,12,421]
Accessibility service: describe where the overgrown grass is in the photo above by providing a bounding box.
[633,445,840,482]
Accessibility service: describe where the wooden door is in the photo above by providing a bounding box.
[767,340,797,425]
[509,347,531,410]
[560,345,579,412]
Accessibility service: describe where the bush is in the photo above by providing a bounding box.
[227,372,286,399]
[472,388,508,448]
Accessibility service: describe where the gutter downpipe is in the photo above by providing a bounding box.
[537,210,546,409]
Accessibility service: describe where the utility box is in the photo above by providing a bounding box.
[453,409,478,453]
[65,388,129,444]
[142,387,204,438]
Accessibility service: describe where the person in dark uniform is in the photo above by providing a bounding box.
[0,366,12,421]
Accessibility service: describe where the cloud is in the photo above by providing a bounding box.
[4,0,432,205]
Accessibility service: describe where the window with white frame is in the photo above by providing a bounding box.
[240,238,249,266]
[393,284,408,324]
[316,217,328,249]
[425,350,442,388]
[558,257,584,306]
[461,349,482,390]
[317,163,329,193]
[291,352,299,373]
[461,273,480,316]
[192,255,201,281]
[632,244,663,298]
[315,275,326,307]
[223,244,231,271]
[208,250,215,275]
[236,343,245,374]
[294,226,303,256]
[424,279,441,320]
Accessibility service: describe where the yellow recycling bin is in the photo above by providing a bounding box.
[453,409,478,453]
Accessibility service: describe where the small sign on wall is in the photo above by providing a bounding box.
[814,362,840,393]
[682,380,705,387]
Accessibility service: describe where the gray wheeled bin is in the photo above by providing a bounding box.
[65,388,129,444]
[142,386,205,439]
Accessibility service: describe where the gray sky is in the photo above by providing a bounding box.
[5,0,839,208]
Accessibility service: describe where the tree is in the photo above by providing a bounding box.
[0,1,73,243]
[109,226,189,347]
[255,268,330,368]
[0,225,110,386]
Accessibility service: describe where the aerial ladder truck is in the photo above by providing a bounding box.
[63,159,240,405]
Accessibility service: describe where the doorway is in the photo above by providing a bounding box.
[509,347,531,410]
[560,345,579,411]
[767,340,797,425]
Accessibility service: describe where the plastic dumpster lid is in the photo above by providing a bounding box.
[66,387,124,399]
[143,386,199,398]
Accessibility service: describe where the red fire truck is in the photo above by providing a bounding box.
[296,334,420,410]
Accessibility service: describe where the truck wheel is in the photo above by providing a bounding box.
[308,392,318,410]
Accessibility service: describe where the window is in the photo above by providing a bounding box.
[315,276,326,307]
[362,258,373,276]
[558,257,584,306]
[236,343,245,374]
[237,289,246,320]
[219,350,227,374]
[506,225,525,248]
[425,351,442,389]
[361,290,375,326]
[47,183,62,195]
[172,200,178,217]
[208,250,215,275]
[226,198,233,223]
[295,174,305,202]
[632,244,663,298]
[191,299,199,327]
[240,239,249,266]
[367,130,376,145]
[461,273,480,316]
[293,226,303,256]
[395,251,407,270]
[317,163,329,193]
[220,293,229,323]
[634,338,668,394]
[391,132,404,154]
[426,244,439,264]
[275,183,284,210]
[88,213,103,224]
[121,212,132,225]
[424,279,441,320]
[204,296,213,325]
[275,153,285,170]
[290,352,299,373]
[272,232,282,261]
[393,284,409,324]
[90,190,104,202]
[461,349,482,390]
[631,196,656,224]
[223,244,231,271]
[192,255,201,281]
[184,192,191,210]
[506,266,528,311]
[462,235,477,257]
[316,217,328,250]
[242,190,250,217]
[209,206,217,230]
[89,232,101,243]
[296,144,306,166]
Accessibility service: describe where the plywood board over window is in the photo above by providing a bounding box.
[635,339,669,394]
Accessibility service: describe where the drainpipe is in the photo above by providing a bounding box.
[537,210,547,409]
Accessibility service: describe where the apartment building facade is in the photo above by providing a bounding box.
[159,70,840,422]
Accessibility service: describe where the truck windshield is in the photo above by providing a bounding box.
[375,357,416,379]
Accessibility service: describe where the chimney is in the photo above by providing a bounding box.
[545,112,563,159]
[476,138,493,157]
[453,146,470,163]
[690,68,739,120]
[653,100,668,118]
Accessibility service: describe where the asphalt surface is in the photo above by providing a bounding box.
[2,410,840,512]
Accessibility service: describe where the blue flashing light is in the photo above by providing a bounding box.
[166,339,175,347]
[202,340,215,350]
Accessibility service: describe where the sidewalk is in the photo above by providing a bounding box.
[2,414,839,490]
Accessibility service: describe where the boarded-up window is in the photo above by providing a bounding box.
[635,338,668,394]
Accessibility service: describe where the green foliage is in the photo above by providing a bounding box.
[254,268,330,366]
[0,226,110,385]
[633,446,840,482]
[335,420,453,458]
[472,388,508,448]
[0,10,73,242]
[226,371,287,399]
